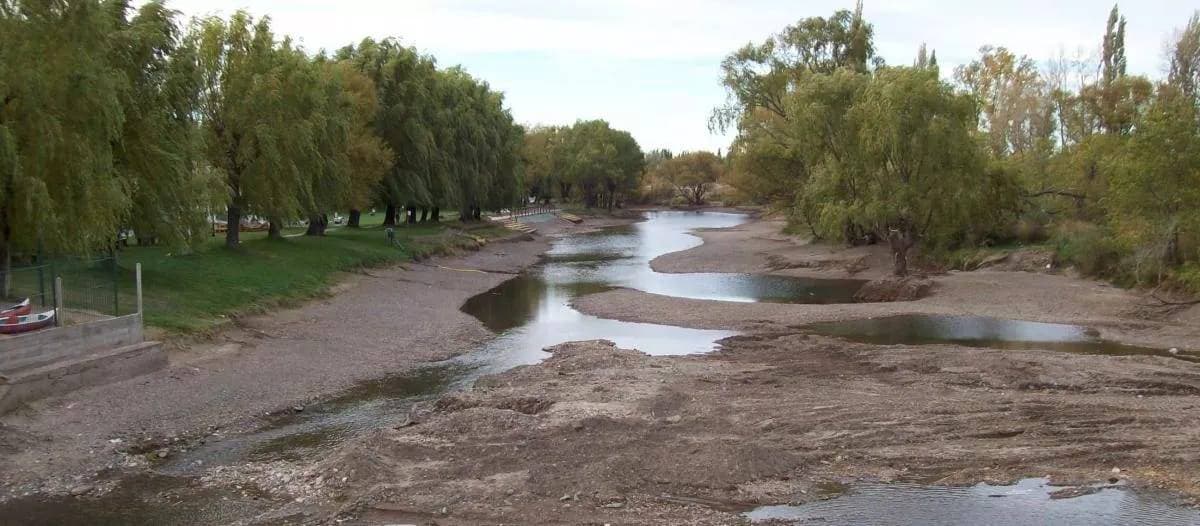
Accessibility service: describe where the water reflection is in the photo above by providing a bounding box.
[462,211,866,363]
[805,315,1194,362]
[745,478,1200,525]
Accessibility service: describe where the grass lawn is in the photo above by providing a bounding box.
[115,219,509,334]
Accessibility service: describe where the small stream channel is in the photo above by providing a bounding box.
[3,211,1194,524]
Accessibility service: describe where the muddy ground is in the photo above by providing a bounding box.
[4,212,1200,525]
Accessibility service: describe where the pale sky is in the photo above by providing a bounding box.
[163,0,1195,153]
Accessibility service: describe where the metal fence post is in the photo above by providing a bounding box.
[135,263,143,318]
[112,252,120,317]
[54,276,64,327]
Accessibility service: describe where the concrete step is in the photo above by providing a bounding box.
[0,341,167,414]
[557,212,583,224]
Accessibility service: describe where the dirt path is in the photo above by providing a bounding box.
[0,232,559,498]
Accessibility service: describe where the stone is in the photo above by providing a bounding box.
[292,405,305,413]
[1169,348,1180,355]
[1111,467,1121,474]
[155,449,169,459]
[69,485,93,496]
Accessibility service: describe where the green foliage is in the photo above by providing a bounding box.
[721,3,1200,290]
[1051,221,1126,278]
[647,151,724,206]
[123,222,508,332]
[1,0,130,258]
[522,120,645,209]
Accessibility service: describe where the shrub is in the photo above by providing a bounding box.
[1051,221,1126,277]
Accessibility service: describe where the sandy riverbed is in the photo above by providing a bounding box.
[0,217,634,500]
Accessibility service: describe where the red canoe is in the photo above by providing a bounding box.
[0,298,32,318]
[0,310,55,335]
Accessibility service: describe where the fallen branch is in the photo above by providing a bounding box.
[1149,292,1200,306]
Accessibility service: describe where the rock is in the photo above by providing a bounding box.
[603,502,625,509]
[854,277,934,303]
[664,415,682,424]
[107,438,122,444]
[1169,348,1180,355]
[560,494,572,502]
[292,405,305,413]
[1111,467,1121,474]
[69,485,93,496]
[155,449,170,459]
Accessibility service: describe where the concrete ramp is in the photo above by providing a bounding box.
[0,315,165,414]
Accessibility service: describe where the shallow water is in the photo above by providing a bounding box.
[461,211,863,361]
[805,314,1196,362]
[744,478,1200,525]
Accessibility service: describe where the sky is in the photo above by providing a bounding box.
[162,1,1195,153]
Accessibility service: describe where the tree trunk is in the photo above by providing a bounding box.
[887,227,916,277]
[419,208,429,222]
[383,204,397,226]
[472,206,482,221]
[348,209,361,228]
[306,215,323,236]
[0,237,10,300]
[431,206,440,222]
[225,204,242,248]
[1165,226,1181,266]
[268,219,284,240]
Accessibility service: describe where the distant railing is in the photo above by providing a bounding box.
[509,205,555,218]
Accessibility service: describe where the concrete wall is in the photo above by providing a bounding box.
[0,314,143,374]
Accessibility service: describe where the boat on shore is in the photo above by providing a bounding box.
[0,310,56,335]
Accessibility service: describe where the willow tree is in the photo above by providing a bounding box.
[557,120,643,210]
[189,12,316,246]
[651,151,724,206]
[805,67,1018,276]
[522,125,567,203]
[1109,86,1200,268]
[1,0,128,292]
[109,0,216,248]
[713,4,876,224]
[338,39,441,226]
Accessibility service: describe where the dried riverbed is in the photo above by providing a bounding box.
[4,211,1200,525]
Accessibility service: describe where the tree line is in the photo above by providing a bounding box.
[717,2,1200,285]
[521,120,645,210]
[0,0,530,276]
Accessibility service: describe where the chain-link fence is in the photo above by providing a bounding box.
[1,255,123,326]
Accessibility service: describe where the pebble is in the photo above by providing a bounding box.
[69,485,93,496]
[1169,348,1180,355]
[155,449,170,459]
[1112,467,1121,474]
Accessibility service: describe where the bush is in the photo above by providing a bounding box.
[1051,221,1126,277]
[1172,263,1200,296]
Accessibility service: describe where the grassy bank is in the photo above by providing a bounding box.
[115,218,510,333]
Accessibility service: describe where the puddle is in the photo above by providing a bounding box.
[0,474,283,526]
[805,314,1196,362]
[744,478,1200,525]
